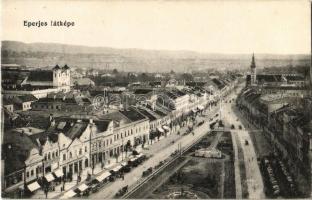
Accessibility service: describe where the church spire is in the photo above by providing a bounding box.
[251,53,256,69]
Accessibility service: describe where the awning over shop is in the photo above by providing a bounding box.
[157,127,164,133]
[136,153,145,158]
[130,157,138,162]
[44,173,55,182]
[198,105,204,110]
[112,165,123,172]
[77,184,89,192]
[163,126,170,131]
[96,171,111,182]
[60,190,77,199]
[27,181,41,192]
[53,169,64,178]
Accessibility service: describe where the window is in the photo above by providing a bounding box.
[69,152,72,158]
[56,151,58,157]
[44,154,47,161]
[26,171,29,178]
[85,146,87,152]
[52,152,55,159]
[63,154,66,161]
[48,152,51,160]
[31,170,34,176]
[79,148,82,155]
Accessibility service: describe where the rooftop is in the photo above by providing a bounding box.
[27,70,53,82]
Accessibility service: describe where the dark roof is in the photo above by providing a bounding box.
[16,94,38,103]
[66,122,89,139]
[2,131,38,174]
[134,89,153,95]
[137,108,157,121]
[36,97,78,104]
[100,111,132,124]
[246,74,283,83]
[63,64,70,70]
[29,132,59,146]
[149,82,161,86]
[285,75,305,81]
[2,98,13,106]
[53,65,61,70]
[120,107,147,122]
[27,70,53,82]
[93,120,111,132]
[212,78,225,89]
[185,82,206,87]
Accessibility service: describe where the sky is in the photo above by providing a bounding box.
[1,0,311,54]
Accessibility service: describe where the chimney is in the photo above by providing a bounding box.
[63,96,66,101]
[89,118,94,124]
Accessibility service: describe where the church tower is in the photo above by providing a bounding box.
[250,53,257,86]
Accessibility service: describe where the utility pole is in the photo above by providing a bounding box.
[89,123,94,175]
[122,137,124,161]
[219,92,222,121]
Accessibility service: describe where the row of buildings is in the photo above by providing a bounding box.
[237,54,312,196]
[1,68,240,195]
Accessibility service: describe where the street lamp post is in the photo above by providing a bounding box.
[121,137,124,161]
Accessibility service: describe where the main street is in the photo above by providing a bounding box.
[221,87,265,199]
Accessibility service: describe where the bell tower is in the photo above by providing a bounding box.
[250,53,257,86]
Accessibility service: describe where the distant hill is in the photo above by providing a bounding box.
[1,40,310,72]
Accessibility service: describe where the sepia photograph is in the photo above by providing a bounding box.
[1,0,311,199]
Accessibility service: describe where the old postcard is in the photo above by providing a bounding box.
[1,0,311,199]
